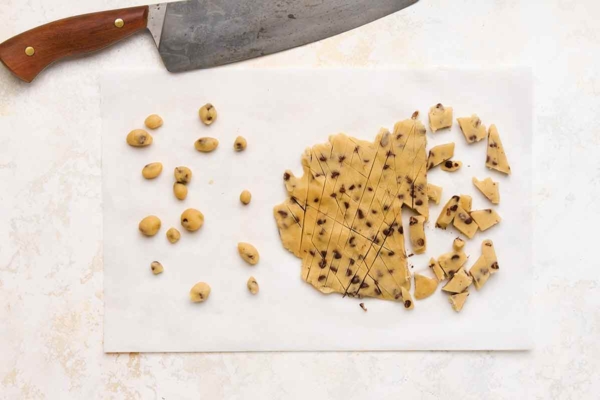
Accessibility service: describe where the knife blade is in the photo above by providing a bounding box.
[0,0,418,83]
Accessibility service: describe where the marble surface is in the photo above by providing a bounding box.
[0,0,598,398]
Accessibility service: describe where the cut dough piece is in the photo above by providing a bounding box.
[468,255,490,290]
[429,103,453,132]
[442,268,473,293]
[453,237,465,251]
[449,291,469,312]
[428,257,446,281]
[469,240,499,290]
[471,209,501,231]
[469,239,499,289]
[438,249,468,275]
[409,215,426,254]
[436,195,460,229]
[426,183,443,204]
[486,125,511,175]
[414,274,438,300]
[458,114,486,143]
[427,143,455,170]
[458,195,472,212]
[392,112,429,218]
[441,160,462,172]
[472,177,500,204]
[482,239,499,270]
[401,286,414,309]
[453,206,478,239]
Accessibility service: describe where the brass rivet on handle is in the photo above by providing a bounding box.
[114,18,124,28]
[25,46,35,56]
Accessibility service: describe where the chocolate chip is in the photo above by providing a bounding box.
[344,201,350,209]
[450,205,458,211]
[349,258,355,266]
[366,221,372,228]
[346,269,353,276]
[330,266,338,273]
[357,209,365,219]
[417,238,425,246]
[388,251,395,256]
[383,164,390,170]
[349,184,355,190]
[277,210,288,217]
[339,185,346,194]
[491,262,499,270]
[360,282,369,289]
[321,251,327,257]
[374,288,382,295]
[319,155,327,162]
[318,275,326,281]
[319,258,327,268]
[351,276,360,284]
[444,160,454,168]
[398,226,404,235]
[465,218,473,225]
[314,198,319,203]
[330,192,337,198]
[415,199,423,206]
[409,217,417,226]
[368,187,373,192]
[371,209,378,214]
[404,300,412,308]
[331,171,340,179]
[309,250,316,256]
[451,254,459,260]
[333,250,342,259]
[338,155,346,163]
[283,172,290,181]
[354,146,359,153]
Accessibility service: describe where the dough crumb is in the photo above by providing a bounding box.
[429,103,453,132]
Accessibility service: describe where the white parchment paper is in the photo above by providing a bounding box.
[102,68,532,352]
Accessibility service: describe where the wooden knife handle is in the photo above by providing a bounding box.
[0,6,149,83]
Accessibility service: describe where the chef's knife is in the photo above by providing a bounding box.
[0,0,418,83]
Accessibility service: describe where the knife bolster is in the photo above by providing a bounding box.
[0,6,148,83]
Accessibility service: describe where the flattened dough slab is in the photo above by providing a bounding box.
[274,114,428,301]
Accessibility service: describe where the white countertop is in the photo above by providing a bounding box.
[0,0,598,398]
